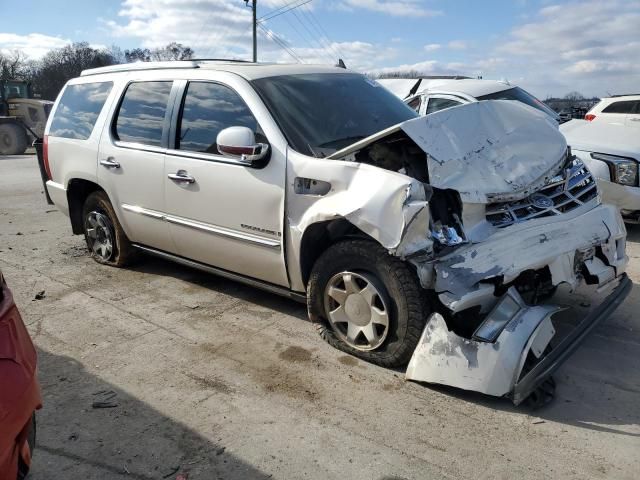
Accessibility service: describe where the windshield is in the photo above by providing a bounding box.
[2,81,29,100]
[252,73,417,157]
[477,87,558,121]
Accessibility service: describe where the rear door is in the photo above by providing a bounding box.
[98,80,176,252]
[163,77,288,286]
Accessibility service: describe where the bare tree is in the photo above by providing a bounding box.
[29,42,118,99]
[149,42,194,61]
[0,50,28,83]
[564,91,585,101]
[124,48,152,63]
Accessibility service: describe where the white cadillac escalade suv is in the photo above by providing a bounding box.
[41,61,630,405]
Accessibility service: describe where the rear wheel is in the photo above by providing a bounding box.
[82,191,136,267]
[0,123,28,155]
[307,239,431,368]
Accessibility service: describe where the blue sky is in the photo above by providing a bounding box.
[1,0,639,98]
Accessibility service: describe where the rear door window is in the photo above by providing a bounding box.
[114,81,173,147]
[49,82,113,140]
[177,81,258,154]
[602,100,636,114]
[425,97,463,114]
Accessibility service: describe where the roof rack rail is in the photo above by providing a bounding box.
[189,58,253,63]
[415,75,471,80]
[81,61,200,77]
[609,93,640,97]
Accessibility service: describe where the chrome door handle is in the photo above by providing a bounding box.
[630,118,640,122]
[100,157,120,169]
[168,170,196,184]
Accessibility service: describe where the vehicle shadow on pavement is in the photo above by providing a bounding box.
[30,348,274,479]
[127,253,639,439]
[129,255,309,322]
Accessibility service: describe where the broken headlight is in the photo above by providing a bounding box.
[591,152,638,187]
[472,289,522,342]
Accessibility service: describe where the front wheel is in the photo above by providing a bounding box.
[82,191,136,267]
[307,239,431,368]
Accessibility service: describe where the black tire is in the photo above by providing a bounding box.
[0,123,28,155]
[82,190,137,267]
[307,239,431,368]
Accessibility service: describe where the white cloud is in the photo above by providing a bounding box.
[337,0,442,17]
[0,33,71,58]
[447,40,467,50]
[423,43,441,52]
[490,0,640,96]
[106,0,399,68]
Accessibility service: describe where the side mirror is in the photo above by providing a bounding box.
[216,126,269,165]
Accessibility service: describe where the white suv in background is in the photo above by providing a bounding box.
[377,77,560,122]
[41,61,629,405]
[584,94,640,126]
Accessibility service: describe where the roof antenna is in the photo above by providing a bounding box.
[336,58,347,69]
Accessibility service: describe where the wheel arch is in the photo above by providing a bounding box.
[298,218,379,288]
[67,179,105,234]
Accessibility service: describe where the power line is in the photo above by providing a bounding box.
[257,23,304,63]
[274,9,334,63]
[301,4,345,60]
[290,9,335,63]
[259,0,313,22]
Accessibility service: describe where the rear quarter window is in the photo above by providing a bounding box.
[602,100,637,114]
[49,82,113,140]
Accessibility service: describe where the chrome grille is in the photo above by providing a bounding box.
[486,160,598,228]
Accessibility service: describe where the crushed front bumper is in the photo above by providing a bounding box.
[406,274,631,404]
[434,202,627,312]
[511,273,631,404]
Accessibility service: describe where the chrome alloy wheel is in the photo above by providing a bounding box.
[324,271,390,351]
[85,211,114,261]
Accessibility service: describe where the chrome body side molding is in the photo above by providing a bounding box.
[121,203,280,249]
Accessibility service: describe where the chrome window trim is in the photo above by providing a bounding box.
[121,203,280,249]
[113,140,167,155]
[165,148,252,167]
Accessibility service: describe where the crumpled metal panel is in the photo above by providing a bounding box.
[399,100,567,203]
[406,288,559,397]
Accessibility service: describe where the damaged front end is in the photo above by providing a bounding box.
[324,100,631,404]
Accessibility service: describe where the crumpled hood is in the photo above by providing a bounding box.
[401,100,567,203]
[330,100,568,203]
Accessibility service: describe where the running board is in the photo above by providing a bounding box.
[132,244,307,304]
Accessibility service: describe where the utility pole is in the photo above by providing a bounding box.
[245,0,257,62]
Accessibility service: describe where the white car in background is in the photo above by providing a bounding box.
[561,119,640,221]
[584,94,640,125]
[377,77,561,123]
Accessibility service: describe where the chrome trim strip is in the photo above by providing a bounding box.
[132,244,306,303]
[121,203,280,249]
[165,148,252,167]
[122,204,165,219]
[114,140,167,155]
[165,215,280,248]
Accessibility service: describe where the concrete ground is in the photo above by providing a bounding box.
[1,154,639,480]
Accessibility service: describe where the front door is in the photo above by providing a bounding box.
[163,79,288,286]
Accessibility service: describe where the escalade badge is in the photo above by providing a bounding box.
[529,193,554,209]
